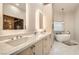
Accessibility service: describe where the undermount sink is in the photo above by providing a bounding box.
[6,37,31,47]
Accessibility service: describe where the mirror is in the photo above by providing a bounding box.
[3,3,26,30]
[35,9,44,31]
[39,12,43,29]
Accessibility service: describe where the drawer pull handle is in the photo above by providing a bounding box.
[31,45,35,49]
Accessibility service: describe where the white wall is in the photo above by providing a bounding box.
[64,12,75,40]
[0,4,3,31]
[43,4,53,33]
[74,6,79,42]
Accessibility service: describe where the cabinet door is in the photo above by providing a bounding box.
[17,47,33,55]
[43,36,51,55]
[47,35,52,49]
[34,40,43,55]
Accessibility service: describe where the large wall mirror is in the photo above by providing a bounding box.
[3,3,26,30]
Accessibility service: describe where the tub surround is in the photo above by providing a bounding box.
[0,32,51,55]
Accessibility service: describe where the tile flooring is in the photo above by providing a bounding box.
[49,41,79,55]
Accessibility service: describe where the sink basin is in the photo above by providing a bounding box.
[6,37,31,46]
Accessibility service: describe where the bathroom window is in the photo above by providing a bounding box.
[54,21,64,32]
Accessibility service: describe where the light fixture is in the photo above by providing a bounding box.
[61,8,64,15]
[61,8,64,21]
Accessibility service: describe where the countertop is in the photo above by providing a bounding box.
[0,32,51,55]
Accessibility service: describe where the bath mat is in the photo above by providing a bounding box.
[63,41,78,46]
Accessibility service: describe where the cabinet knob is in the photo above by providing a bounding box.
[31,45,35,49]
[45,38,47,40]
[20,36,22,38]
[33,45,35,47]
[31,46,33,49]
[11,38,14,40]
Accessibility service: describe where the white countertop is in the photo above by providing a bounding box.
[0,32,51,55]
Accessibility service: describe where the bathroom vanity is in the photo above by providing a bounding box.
[0,32,53,55]
[0,3,53,55]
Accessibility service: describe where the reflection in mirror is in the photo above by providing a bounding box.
[3,15,24,30]
[3,3,26,30]
[39,12,43,29]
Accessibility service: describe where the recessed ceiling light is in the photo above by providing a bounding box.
[15,3,20,6]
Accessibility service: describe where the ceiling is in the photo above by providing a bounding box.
[53,3,79,13]
[3,3,79,13]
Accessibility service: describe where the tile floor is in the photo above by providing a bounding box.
[49,41,79,55]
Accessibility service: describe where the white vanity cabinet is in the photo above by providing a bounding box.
[42,35,52,55]
[34,39,43,55]
[17,34,52,55]
[17,46,33,55]
[17,40,43,55]
[32,35,52,55]
[48,34,53,50]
